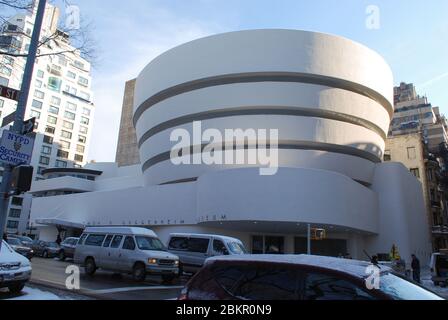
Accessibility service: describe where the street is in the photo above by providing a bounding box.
[25,257,187,300]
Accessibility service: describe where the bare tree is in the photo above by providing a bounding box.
[0,0,96,62]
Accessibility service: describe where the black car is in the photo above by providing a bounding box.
[6,238,34,260]
[179,255,444,300]
[58,237,79,261]
[31,240,60,258]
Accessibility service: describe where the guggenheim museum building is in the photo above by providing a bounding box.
[30,29,432,261]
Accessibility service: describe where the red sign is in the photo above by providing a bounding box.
[0,85,20,101]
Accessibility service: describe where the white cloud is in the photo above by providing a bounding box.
[87,7,222,162]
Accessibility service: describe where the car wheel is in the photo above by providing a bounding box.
[162,274,175,284]
[8,283,25,294]
[42,250,48,258]
[132,263,146,282]
[59,250,66,261]
[85,258,97,276]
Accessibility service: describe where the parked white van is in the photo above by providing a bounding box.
[74,227,180,282]
[0,240,32,294]
[167,233,247,274]
[430,252,448,286]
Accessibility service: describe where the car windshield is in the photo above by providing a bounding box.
[135,236,166,251]
[227,242,247,254]
[7,238,22,246]
[380,272,443,300]
[47,242,59,248]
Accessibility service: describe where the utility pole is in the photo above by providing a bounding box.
[0,0,47,249]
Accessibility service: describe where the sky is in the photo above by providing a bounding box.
[53,0,448,162]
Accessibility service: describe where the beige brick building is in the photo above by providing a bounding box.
[115,79,140,167]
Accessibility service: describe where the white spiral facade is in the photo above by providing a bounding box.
[133,29,393,186]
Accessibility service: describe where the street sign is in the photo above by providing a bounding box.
[0,85,20,101]
[22,117,36,135]
[0,130,35,166]
[1,111,16,128]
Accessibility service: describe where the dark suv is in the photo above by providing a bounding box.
[179,255,444,300]
[58,237,79,261]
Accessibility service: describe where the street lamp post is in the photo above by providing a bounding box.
[0,0,47,249]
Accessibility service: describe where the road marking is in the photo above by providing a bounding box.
[87,286,184,295]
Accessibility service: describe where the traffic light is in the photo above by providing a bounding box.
[10,165,34,194]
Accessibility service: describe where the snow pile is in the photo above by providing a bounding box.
[7,287,69,300]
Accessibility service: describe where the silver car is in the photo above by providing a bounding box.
[74,227,179,283]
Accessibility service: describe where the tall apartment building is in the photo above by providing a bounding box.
[115,79,140,167]
[386,82,448,250]
[0,3,95,236]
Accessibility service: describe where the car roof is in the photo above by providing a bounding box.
[206,254,392,278]
[169,233,243,243]
[83,227,157,238]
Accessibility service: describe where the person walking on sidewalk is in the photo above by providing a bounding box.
[411,254,421,283]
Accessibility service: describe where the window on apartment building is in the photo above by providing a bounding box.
[66,102,77,112]
[47,115,57,124]
[31,99,42,109]
[34,89,44,99]
[430,189,436,202]
[384,150,391,162]
[11,197,23,206]
[36,70,44,78]
[76,145,85,153]
[48,77,62,92]
[57,149,69,159]
[79,92,90,101]
[67,71,76,79]
[63,121,74,130]
[37,167,46,175]
[74,154,84,162]
[51,96,61,106]
[78,76,89,86]
[39,156,50,165]
[48,106,59,115]
[410,168,420,179]
[80,117,89,125]
[9,209,21,218]
[55,160,67,168]
[78,135,87,144]
[60,140,71,149]
[58,55,67,67]
[7,220,19,229]
[61,130,72,139]
[79,126,88,134]
[407,147,416,160]
[64,111,76,120]
[82,107,91,116]
[73,60,85,70]
[427,169,434,182]
[30,110,41,119]
[41,145,52,155]
[0,76,9,87]
[43,135,53,144]
[2,56,14,67]
[0,65,12,77]
[35,79,42,88]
